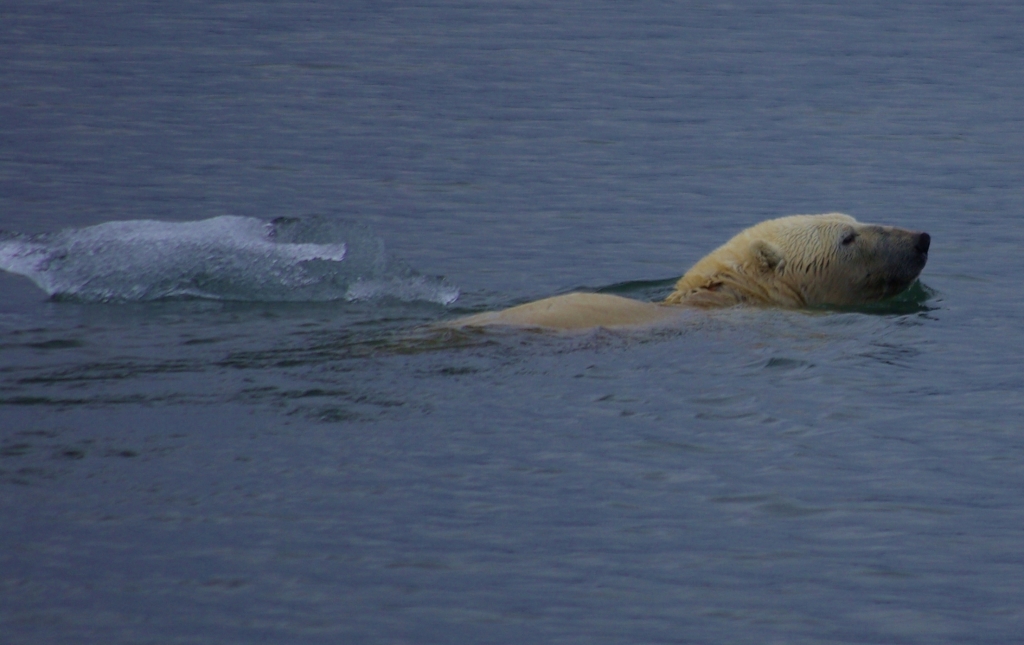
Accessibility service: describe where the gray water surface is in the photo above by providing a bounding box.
[3,2,1024,644]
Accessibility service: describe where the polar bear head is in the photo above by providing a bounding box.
[664,213,930,308]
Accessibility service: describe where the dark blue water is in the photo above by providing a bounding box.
[4,1,1024,643]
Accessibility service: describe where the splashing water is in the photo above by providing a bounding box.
[0,215,460,304]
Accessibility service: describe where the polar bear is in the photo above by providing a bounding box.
[454,213,930,330]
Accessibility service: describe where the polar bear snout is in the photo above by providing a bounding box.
[914,232,931,256]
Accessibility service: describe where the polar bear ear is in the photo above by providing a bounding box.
[751,240,784,272]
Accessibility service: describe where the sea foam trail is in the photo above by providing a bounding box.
[0,215,460,304]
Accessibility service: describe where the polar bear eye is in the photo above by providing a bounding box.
[841,231,858,246]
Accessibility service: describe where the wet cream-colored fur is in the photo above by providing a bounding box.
[456,213,930,330]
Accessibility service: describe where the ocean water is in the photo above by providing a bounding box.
[3,1,1024,643]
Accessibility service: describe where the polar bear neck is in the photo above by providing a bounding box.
[663,250,807,308]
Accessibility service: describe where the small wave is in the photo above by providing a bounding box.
[0,215,459,305]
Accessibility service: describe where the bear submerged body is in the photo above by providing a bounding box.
[455,213,930,331]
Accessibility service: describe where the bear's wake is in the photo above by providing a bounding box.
[0,215,460,305]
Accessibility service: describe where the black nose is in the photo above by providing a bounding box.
[915,232,930,254]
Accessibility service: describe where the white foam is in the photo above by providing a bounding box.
[0,216,458,305]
